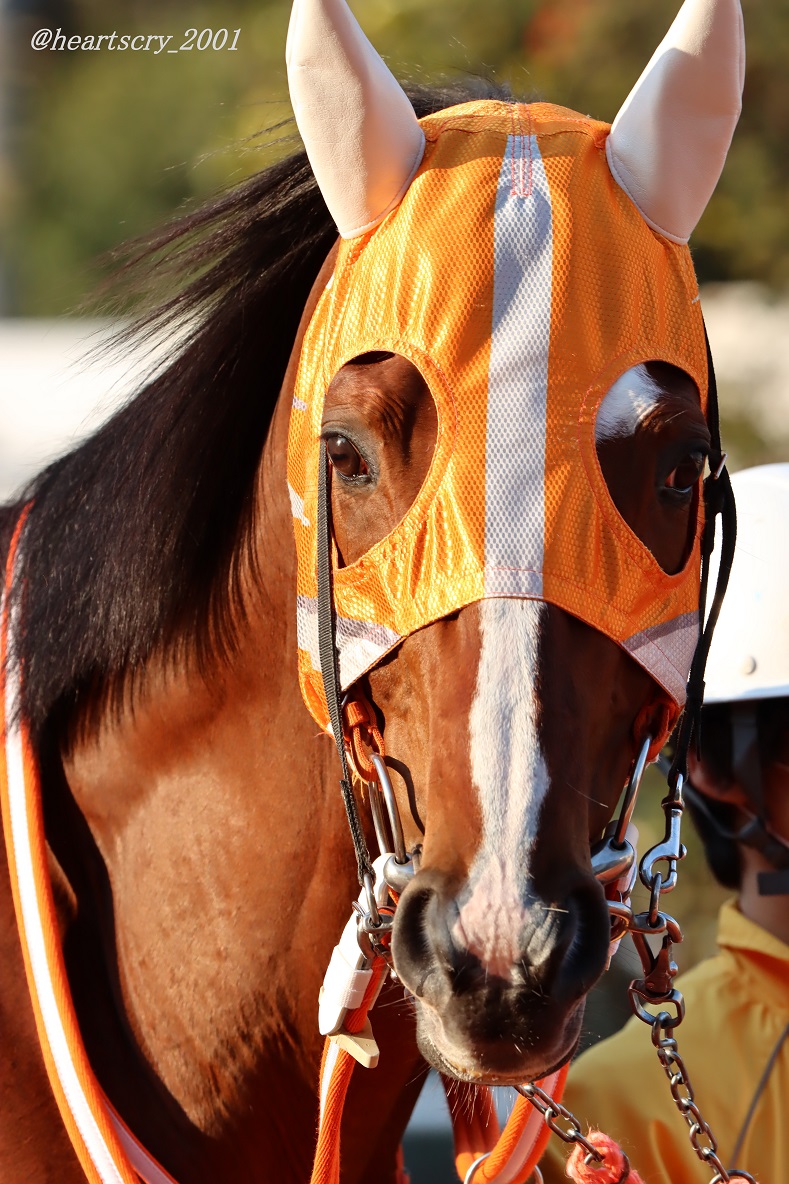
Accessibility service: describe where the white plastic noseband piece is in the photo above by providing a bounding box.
[606,0,745,244]
[286,0,426,239]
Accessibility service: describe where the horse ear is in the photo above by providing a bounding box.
[606,0,745,244]
[286,0,426,239]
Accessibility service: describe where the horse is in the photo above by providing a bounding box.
[0,0,744,1180]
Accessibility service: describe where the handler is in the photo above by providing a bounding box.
[540,463,789,1184]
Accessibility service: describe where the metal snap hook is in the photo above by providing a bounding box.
[639,771,687,895]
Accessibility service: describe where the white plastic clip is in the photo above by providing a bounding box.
[318,853,392,1037]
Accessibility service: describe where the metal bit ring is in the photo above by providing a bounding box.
[371,752,407,864]
[463,1151,491,1184]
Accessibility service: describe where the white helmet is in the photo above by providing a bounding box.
[704,463,789,704]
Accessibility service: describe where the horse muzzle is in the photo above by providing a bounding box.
[390,866,611,1084]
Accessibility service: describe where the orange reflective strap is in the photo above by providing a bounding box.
[1,508,178,1184]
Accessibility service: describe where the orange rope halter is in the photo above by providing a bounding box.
[342,694,385,781]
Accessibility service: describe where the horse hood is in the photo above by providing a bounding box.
[286,0,745,734]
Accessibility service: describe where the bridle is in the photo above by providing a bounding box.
[312,327,756,1183]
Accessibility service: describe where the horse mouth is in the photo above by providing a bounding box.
[409,992,585,1087]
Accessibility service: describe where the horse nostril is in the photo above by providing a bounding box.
[447,876,611,1003]
[393,870,611,1016]
[391,877,451,1005]
[545,879,611,1007]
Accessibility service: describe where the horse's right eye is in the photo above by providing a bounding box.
[325,434,368,480]
[664,450,705,496]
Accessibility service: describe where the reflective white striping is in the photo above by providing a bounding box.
[288,482,310,527]
[3,595,127,1184]
[106,1111,178,1184]
[484,134,552,599]
[595,364,662,441]
[624,610,699,705]
[296,594,400,690]
[456,600,550,976]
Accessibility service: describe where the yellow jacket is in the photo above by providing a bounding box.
[540,902,789,1184]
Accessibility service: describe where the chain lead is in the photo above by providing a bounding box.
[627,782,756,1183]
[516,1083,605,1163]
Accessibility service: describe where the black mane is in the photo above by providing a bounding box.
[1,80,511,744]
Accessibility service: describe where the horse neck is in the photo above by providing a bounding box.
[59,379,421,1182]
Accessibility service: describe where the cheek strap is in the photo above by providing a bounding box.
[668,321,737,795]
[317,438,376,890]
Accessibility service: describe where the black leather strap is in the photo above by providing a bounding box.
[669,324,737,791]
[316,440,375,888]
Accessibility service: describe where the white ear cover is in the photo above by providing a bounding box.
[286,0,426,239]
[606,0,745,244]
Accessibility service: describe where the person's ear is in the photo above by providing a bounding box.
[687,750,751,811]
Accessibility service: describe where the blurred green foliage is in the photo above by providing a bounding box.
[3,0,789,314]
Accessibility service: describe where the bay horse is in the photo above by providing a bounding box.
[0,0,743,1180]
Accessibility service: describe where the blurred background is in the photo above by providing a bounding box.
[1,0,787,1178]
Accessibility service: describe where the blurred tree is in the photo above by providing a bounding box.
[5,0,789,311]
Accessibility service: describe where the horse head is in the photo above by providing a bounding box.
[285,0,743,1086]
[284,0,744,1089]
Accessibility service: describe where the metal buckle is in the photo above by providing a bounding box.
[711,451,728,480]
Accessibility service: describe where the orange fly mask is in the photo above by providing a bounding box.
[285,0,744,738]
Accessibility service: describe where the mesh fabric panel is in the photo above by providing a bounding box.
[287,101,706,731]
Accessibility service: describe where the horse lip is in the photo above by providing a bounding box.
[416,1025,580,1088]
[412,995,584,1086]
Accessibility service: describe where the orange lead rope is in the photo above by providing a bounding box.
[311,987,647,1184]
[449,1069,568,1184]
[310,959,569,1184]
[310,894,646,1184]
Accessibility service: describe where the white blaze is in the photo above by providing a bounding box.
[454,599,551,977]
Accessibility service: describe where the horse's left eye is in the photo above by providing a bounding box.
[325,434,368,479]
[664,451,704,495]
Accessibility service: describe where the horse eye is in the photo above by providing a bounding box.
[325,434,368,479]
[664,451,704,495]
